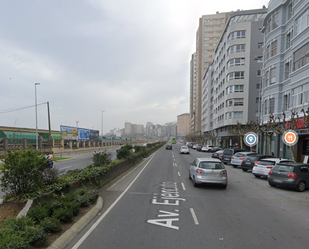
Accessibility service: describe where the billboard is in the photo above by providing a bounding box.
[90,130,99,141]
[60,125,77,140]
[78,128,90,141]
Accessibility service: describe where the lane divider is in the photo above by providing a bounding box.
[190,208,199,225]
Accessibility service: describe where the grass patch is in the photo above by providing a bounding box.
[53,157,71,161]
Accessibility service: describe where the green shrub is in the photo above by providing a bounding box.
[52,207,74,223]
[92,151,111,166]
[74,195,91,207]
[24,225,46,246]
[4,216,34,232]
[39,217,62,233]
[0,232,30,249]
[65,201,80,216]
[27,206,49,224]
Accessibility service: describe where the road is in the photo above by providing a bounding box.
[65,142,309,249]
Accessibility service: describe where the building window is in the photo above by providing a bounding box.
[292,86,303,106]
[227,71,244,81]
[256,97,260,104]
[271,40,277,57]
[234,98,244,106]
[257,70,261,76]
[227,44,245,54]
[226,85,244,93]
[293,42,309,71]
[272,11,279,29]
[227,58,245,68]
[284,61,290,80]
[270,68,276,85]
[265,70,269,86]
[258,42,263,49]
[269,98,275,113]
[234,111,243,119]
[286,32,292,50]
[283,94,289,111]
[264,100,268,115]
[287,2,293,20]
[295,9,309,36]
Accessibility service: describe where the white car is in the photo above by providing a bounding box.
[201,145,214,152]
[252,158,295,178]
[230,152,256,168]
[180,146,190,154]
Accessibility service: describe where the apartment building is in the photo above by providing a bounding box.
[201,8,267,147]
[177,113,190,137]
[190,12,230,135]
[260,0,309,161]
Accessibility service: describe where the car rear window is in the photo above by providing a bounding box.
[273,165,294,172]
[224,150,233,155]
[246,156,258,161]
[258,160,276,166]
[199,162,225,169]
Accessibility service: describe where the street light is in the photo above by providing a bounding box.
[101,110,105,147]
[254,55,263,153]
[35,83,40,151]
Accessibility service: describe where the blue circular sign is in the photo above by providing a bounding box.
[244,132,258,147]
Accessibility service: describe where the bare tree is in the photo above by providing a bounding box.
[229,121,252,149]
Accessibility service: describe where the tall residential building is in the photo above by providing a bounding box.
[124,122,132,135]
[202,8,267,147]
[190,12,230,135]
[177,113,190,137]
[260,0,309,161]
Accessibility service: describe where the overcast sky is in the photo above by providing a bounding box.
[0,0,269,134]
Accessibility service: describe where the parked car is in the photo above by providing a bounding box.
[241,154,274,172]
[252,158,295,178]
[212,150,224,159]
[196,144,203,151]
[192,144,198,150]
[221,149,245,164]
[180,146,190,154]
[201,145,214,152]
[230,152,257,168]
[189,158,227,188]
[166,144,172,150]
[187,143,194,148]
[208,147,223,153]
[268,162,309,192]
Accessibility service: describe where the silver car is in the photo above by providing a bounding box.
[230,151,257,168]
[189,158,228,188]
[180,146,190,154]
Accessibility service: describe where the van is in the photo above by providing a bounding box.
[221,148,246,164]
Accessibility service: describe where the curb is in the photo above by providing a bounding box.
[47,196,104,249]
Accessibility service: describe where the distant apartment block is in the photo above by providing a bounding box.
[177,113,190,137]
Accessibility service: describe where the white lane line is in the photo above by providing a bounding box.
[178,172,181,177]
[190,208,199,225]
[71,153,156,249]
[181,182,186,191]
[107,158,147,190]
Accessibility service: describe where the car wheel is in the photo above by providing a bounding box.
[296,181,306,192]
[232,165,237,168]
[254,175,260,178]
[222,184,227,189]
[268,182,275,187]
[242,169,248,172]
[189,172,191,179]
[192,177,198,187]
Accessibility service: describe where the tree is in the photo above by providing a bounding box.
[92,151,112,166]
[229,122,251,149]
[116,144,133,160]
[0,148,46,200]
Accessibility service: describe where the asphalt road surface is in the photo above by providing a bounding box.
[65,143,309,249]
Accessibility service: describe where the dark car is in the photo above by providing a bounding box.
[212,150,224,159]
[166,144,172,150]
[240,154,274,172]
[196,144,203,151]
[268,162,309,192]
[221,149,245,164]
[209,147,223,153]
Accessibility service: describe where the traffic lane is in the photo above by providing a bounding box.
[175,155,309,248]
[67,147,198,249]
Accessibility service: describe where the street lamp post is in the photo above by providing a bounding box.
[254,55,263,153]
[101,110,105,147]
[35,83,40,151]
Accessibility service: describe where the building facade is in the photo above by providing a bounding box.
[260,0,309,161]
[201,8,268,147]
[177,113,190,137]
[190,12,230,135]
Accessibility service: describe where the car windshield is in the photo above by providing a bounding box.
[273,165,294,172]
[199,162,225,169]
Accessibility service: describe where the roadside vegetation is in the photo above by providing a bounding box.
[0,141,164,248]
